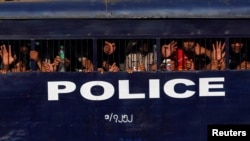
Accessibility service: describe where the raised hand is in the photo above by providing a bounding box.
[212,41,226,61]
[185,59,194,70]
[1,44,15,66]
[41,62,54,72]
[161,40,177,58]
[109,62,120,72]
[81,58,94,72]
[137,63,146,72]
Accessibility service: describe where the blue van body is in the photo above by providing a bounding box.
[0,1,250,141]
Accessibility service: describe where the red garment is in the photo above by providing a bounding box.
[176,49,188,71]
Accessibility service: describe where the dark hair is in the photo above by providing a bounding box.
[230,38,245,45]
[126,40,154,55]
[126,40,138,55]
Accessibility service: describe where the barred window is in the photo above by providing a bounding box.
[0,38,249,73]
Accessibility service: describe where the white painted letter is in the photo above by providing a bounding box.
[48,81,76,101]
[149,79,160,98]
[164,79,195,98]
[199,77,225,96]
[80,81,114,101]
[119,80,145,99]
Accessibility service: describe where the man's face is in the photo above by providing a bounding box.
[183,41,195,51]
[103,41,116,55]
[231,42,243,54]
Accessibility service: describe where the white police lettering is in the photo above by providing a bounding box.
[48,81,76,101]
[164,79,195,98]
[199,77,225,96]
[80,81,114,101]
[47,77,225,101]
[149,79,160,98]
[119,80,146,99]
[119,79,160,99]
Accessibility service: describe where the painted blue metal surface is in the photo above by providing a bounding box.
[0,0,250,18]
[0,19,249,39]
[0,71,249,141]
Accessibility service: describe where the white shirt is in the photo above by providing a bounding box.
[125,52,155,71]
